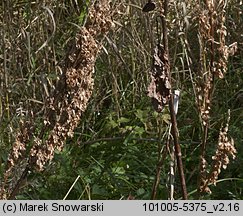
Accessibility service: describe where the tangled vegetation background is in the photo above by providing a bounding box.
[0,0,242,200]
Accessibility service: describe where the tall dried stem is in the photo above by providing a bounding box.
[147,0,188,199]
[196,0,237,195]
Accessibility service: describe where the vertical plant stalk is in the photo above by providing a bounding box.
[196,0,237,195]
[151,144,168,199]
[160,0,188,200]
[197,0,215,195]
[168,90,180,200]
[151,90,180,199]
[148,0,187,199]
[0,0,114,199]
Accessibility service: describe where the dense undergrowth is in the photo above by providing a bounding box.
[0,0,243,199]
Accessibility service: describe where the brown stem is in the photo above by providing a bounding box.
[168,99,188,199]
[151,145,168,199]
[160,0,188,199]
[8,166,29,200]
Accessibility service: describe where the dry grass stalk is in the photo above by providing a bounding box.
[0,0,114,199]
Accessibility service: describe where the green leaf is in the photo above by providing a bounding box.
[92,184,108,196]
[136,188,145,196]
[117,117,130,123]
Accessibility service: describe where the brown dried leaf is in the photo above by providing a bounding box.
[147,44,171,112]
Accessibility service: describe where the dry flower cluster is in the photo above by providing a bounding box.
[197,0,237,126]
[196,0,237,194]
[0,0,113,199]
[199,111,237,193]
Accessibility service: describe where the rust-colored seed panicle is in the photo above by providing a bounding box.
[1,0,114,199]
